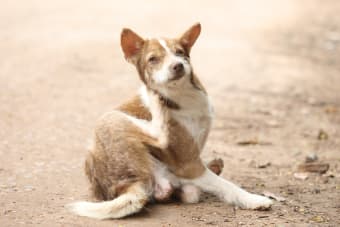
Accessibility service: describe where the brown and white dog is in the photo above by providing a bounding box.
[67,23,272,219]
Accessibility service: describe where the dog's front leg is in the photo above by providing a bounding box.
[180,168,272,209]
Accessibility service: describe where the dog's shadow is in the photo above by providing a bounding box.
[117,192,222,220]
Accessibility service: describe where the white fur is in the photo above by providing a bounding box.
[140,84,212,149]
[118,86,169,148]
[158,39,171,53]
[66,183,148,219]
[152,157,180,200]
[139,85,150,107]
[152,157,180,188]
[180,184,201,203]
[180,168,273,209]
[169,87,213,149]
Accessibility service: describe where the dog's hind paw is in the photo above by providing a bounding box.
[238,193,273,210]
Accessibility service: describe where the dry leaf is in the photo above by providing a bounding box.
[298,162,330,174]
[237,139,259,145]
[317,129,329,140]
[325,106,337,114]
[257,162,271,168]
[237,139,272,146]
[207,158,224,175]
[249,160,271,168]
[311,215,325,223]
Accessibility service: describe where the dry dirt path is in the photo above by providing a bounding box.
[1,1,339,226]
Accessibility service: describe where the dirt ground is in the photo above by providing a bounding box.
[1,0,339,226]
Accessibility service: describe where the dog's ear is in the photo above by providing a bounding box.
[121,28,144,64]
[179,23,201,54]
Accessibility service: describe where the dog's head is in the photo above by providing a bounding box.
[120,23,201,90]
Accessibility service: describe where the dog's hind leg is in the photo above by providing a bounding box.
[180,168,273,210]
[176,159,224,204]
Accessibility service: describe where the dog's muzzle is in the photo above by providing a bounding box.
[169,62,185,81]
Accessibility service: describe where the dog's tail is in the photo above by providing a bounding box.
[66,182,149,219]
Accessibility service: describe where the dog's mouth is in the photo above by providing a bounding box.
[169,71,185,81]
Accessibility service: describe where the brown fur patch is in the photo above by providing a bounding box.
[178,23,201,54]
[147,117,205,179]
[118,95,152,120]
[136,39,167,84]
[118,93,203,179]
[85,109,156,200]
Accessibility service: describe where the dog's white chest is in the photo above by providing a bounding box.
[171,93,213,149]
[139,85,213,149]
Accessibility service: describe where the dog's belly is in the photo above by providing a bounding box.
[151,157,207,204]
[151,157,179,201]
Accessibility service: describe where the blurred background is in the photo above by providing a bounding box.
[1,1,339,226]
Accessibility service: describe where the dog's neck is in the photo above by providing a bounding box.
[147,88,180,110]
[143,73,208,113]
[139,74,212,150]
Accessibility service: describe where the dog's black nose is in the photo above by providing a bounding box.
[171,62,184,74]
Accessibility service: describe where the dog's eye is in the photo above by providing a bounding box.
[175,49,185,56]
[148,56,159,64]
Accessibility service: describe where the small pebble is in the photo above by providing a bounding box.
[23,185,35,192]
[294,172,309,180]
[305,153,318,163]
[312,188,321,194]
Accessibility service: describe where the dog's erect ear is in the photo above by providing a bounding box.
[179,23,201,54]
[121,28,144,64]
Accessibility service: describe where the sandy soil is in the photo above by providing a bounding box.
[1,0,339,226]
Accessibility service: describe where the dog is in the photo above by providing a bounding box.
[67,23,273,219]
